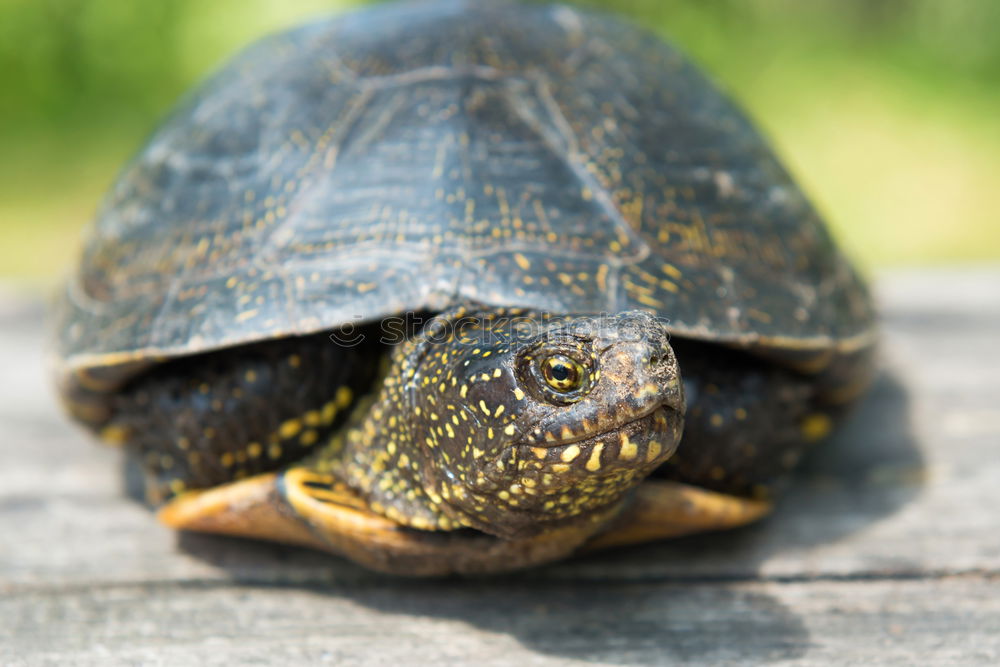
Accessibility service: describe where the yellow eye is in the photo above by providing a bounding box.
[541,354,586,393]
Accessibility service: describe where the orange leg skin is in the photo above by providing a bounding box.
[158,473,770,574]
[158,470,608,576]
[156,473,331,552]
[582,479,772,552]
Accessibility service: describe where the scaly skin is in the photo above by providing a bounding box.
[314,306,684,538]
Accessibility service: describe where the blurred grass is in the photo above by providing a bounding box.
[1,0,998,286]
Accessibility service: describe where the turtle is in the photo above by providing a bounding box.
[52,0,877,576]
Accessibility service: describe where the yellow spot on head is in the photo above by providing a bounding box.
[619,434,637,460]
[661,263,682,279]
[335,386,353,408]
[300,429,319,446]
[268,443,283,459]
[279,419,302,439]
[98,424,130,446]
[646,441,662,462]
[247,442,262,458]
[631,378,654,397]
[513,388,525,401]
[586,443,604,472]
[801,413,833,442]
[560,445,580,462]
[220,452,235,467]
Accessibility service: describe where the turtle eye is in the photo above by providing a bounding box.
[540,354,586,393]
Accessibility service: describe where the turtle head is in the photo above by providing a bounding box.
[401,308,685,539]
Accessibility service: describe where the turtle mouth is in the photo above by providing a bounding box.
[516,404,682,473]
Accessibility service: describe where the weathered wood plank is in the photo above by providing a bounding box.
[2,577,998,666]
[2,267,999,664]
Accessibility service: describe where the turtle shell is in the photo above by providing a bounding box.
[53,0,875,395]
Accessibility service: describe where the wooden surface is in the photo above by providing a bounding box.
[2,267,999,665]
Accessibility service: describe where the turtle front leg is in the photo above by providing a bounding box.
[157,467,770,574]
[158,467,614,576]
[581,480,772,552]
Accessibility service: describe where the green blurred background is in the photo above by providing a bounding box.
[2,0,999,287]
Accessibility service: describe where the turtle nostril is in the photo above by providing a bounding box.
[648,348,672,368]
